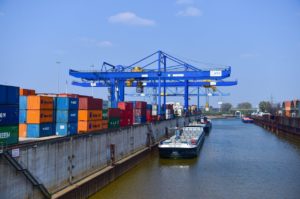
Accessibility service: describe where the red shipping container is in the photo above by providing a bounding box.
[167,104,173,109]
[146,110,152,122]
[118,102,133,111]
[79,97,103,110]
[134,108,146,117]
[135,101,147,109]
[126,110,133,125]
[120,119,126,127]
[120,110,133,127]
[58,93,80,98]
[151,115,158,121]
[120,109,124,117]
[108,108,120,118]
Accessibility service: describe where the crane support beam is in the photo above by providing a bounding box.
[197,86,200,110]
[125,93,230,97]
[71,80,238,87]
[158,51,162,115]
[69,68,231,81]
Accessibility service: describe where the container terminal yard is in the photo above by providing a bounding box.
[0,51,238,198]
[1,1,300,199]
[1,50,300,199]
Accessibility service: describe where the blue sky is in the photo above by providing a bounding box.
[0,0,300,107]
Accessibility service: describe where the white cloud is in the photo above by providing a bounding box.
[97,41,113,47]
[80,37,113,48]
[108,12,156,26]
[177,6,202,17]
[176,0,194,5]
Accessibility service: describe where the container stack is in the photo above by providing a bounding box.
[133,101,147,124]
[19,88,36,138]
[118,102,133,127]
[55,97,79,136]
[173,102,183,117]
[146,104,152,123]
[102,100,109,129]
[152,104,158,121]
[108,108,120,128]
[20,88,35,96]
[165,104,175,119]
[78,97,103,133]
[0,85,19,146]
[26,96,54,138]
[189,105,198,115]
[158,105,166,121]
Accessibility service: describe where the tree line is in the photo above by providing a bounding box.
[220,101,280,114]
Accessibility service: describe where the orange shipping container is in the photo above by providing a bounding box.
[19,124,27,137]
[102,120,108,129]
[102,120,108,125]
[102,125,108,129]
[20,89,36,96]
[27,96,53,110]
[78,110,102,121]
[27,110,53,123]
[78,121,102,133]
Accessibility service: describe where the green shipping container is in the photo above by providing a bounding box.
[0,125,18,146]
[102,109,108,120]
[108,118,120,128]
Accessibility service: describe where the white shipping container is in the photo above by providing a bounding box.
[152,104,158,110]
[152,110,158,115]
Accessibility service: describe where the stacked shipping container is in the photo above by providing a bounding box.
[108,108,120,128]
[18,88,36,137]
[146,104,152,122]
[118,102,134,127]
[55,97,79,136]
[78,97,103,133]
[133,101,147,124]
[26,96,54,137]
[102,100,109,129]
[165,104,175,119]
[0,85,19,146]
[151,104,158,121]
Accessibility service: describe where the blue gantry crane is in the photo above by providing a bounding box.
[69,50,237,115]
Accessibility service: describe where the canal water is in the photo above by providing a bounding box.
[90,119,300,199]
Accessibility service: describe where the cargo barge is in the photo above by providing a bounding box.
[158,126,205,158]
[242,117,254,123]
[188,116,212,135]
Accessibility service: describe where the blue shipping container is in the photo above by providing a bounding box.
[55,123,77,136]
[0,85,6,104]
[0,84,20,105]
[147,104,152,110]
[27,123,54,138]
[56,97,79,110]
[0,105,19,125]
[19,96,27,110]
[134,116,146,124]
[56,110,78,123]
[7,86,19,105]
[19,109,27,123]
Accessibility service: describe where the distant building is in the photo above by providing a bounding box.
[282,100,300,117]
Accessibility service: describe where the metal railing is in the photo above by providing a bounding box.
[2,151,51,199]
